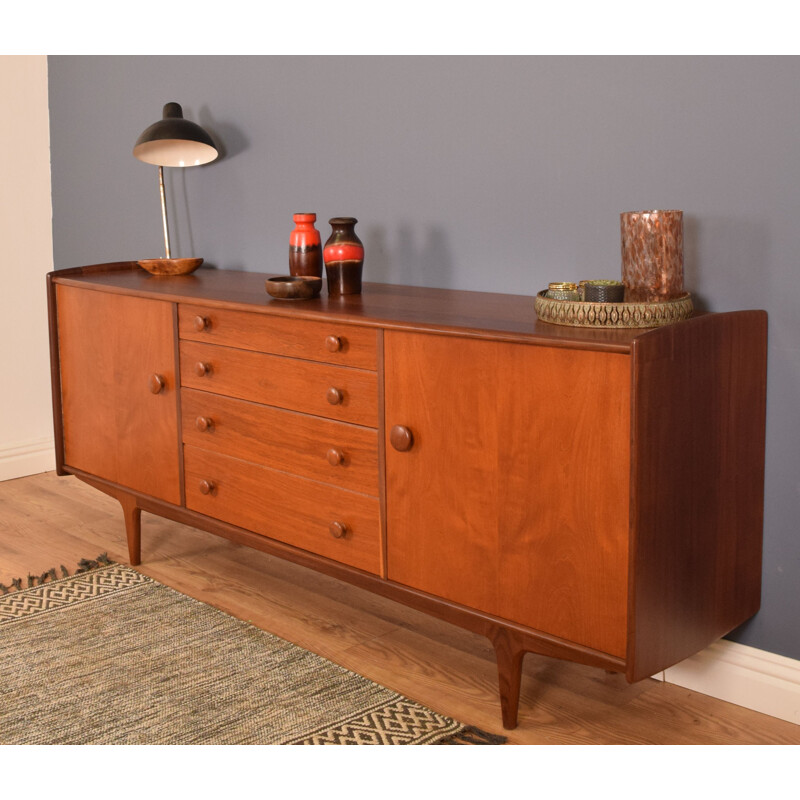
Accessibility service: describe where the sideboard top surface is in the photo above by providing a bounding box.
[50,262,688,353]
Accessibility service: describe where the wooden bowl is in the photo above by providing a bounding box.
[266,276,322,300]
[138,258,203,276]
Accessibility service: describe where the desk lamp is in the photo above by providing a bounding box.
[133,102,218,275]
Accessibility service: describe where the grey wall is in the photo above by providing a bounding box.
[48,55,800,660]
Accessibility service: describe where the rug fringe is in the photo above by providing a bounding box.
[0,553,112,595]
[435,725,507,745]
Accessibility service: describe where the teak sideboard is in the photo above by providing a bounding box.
[46,262,768,729]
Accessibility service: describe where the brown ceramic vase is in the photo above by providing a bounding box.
[323,217,364,296]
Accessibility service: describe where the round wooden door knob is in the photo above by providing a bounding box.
[198,479,216,495]
[390,425,414,452]
[195,361,212,377]
[149,374,166,394]
[325,335,343,352]
[326,448,345,466]
[195,416,214,432]
[327,387,344,405]
[329,521,348,539]
[194,315,210,331]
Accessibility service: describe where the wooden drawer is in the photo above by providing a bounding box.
[181,388,379,495]
[180,341,378,427]
[178,304,378,371]
[184,445,382,575]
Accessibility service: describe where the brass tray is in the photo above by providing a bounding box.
[534,291,693,329]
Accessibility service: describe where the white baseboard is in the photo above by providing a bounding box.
[657,639,800,726]
[0,436,55,482]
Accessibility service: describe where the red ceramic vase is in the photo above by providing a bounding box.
[289,213,323,278]
[323,217,364,295]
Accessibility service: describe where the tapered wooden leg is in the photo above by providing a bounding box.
[119,495,142,566]
[491,629,526,730]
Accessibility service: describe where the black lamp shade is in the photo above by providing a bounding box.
[133,102,218,167]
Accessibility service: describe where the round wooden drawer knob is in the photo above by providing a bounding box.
[198,479,216,496]
[326,448,345,466]
[149,374,166,394]
[325,335,343,353]
[194,315,210,332]
[195,416,214,432]
[390,425,414,452]
[329,521,348,539]
[327,387,344,405]
[195,361,212,377]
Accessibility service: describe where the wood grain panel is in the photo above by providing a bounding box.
[628,311,767,680]
[384,331,631,657]
[179,341,378,427]
[183,445,381,575]
[178,303,378,370]
[56,285,180,504]
[181,389,379,495]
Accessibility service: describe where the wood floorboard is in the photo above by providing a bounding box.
[2,471,799,745]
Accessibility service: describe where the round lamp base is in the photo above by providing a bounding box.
[137,257,203,276]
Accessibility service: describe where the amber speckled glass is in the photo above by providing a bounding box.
[620,210,684,302]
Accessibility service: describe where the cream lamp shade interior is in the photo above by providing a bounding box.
[133,138,218,167]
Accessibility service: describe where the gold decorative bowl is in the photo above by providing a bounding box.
[138,258,203,276]
[534,291,693,329]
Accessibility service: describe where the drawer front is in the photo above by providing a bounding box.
[182,388,379,495]
[180,341,378,427]
[179,304,378,371]
[184,445,382,575]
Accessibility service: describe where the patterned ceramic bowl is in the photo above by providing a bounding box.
[534,291,693,329]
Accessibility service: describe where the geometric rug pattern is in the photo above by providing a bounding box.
[1,563,504,745]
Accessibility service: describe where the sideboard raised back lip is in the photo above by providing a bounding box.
[48,260,659,353]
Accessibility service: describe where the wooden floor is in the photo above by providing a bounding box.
[2,470,799,746]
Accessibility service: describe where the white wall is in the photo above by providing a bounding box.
[0,56,55,481]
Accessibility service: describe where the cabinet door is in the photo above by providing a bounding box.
[384,331,631,657]
[56,285,181,505]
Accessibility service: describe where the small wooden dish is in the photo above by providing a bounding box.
[138,258,204,276]
[266,275,322,300]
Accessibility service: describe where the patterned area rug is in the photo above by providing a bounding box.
[0,560,505,745]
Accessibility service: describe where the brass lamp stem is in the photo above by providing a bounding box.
[158,165,171,259]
